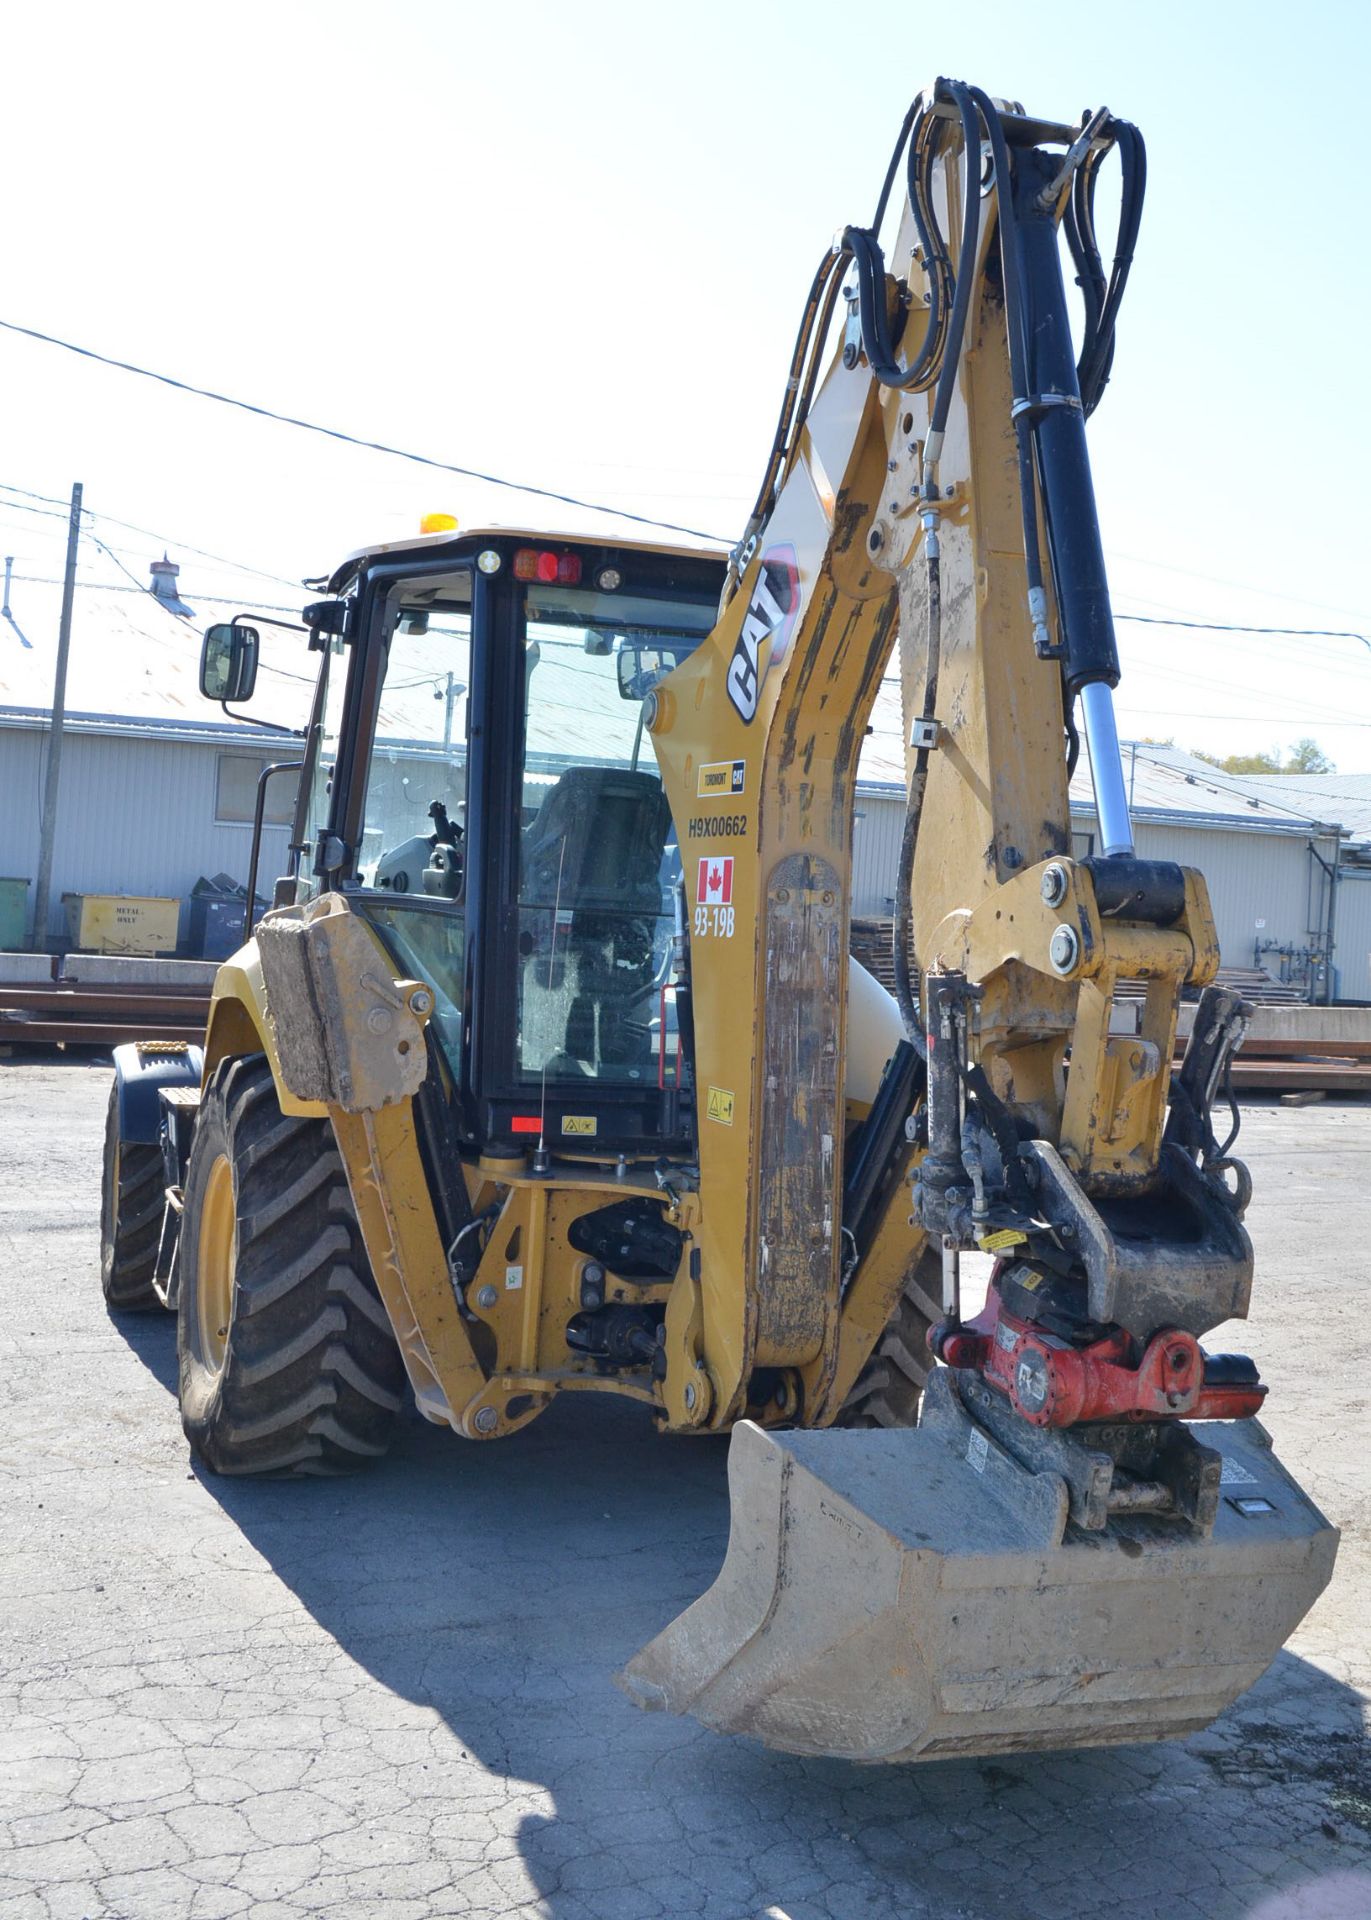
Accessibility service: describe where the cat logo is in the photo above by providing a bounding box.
[697,759,747,798]
[725,546,800,721]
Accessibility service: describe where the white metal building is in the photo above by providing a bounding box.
[0,558,312,948]
[851,741,1370,1001]
[4,557,1368,997]
[0,710,297,947]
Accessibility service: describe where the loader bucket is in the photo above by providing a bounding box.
[620,1371,1337,1763]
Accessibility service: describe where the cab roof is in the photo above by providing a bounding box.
[325,526,727,596]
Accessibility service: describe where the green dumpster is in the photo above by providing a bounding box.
[0,877,30,951]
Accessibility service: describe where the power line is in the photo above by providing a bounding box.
[1107,545,1371,631]
[0,319,730,545]
[83,527,172,598]
[1114,596,1371,677]
[5,571,301,613]
[0,480,299,589]
[1116,612,1368,648]
[71,532,316,688]
[875,607,1371,694]
[86,513,297,590]
[0,496,70,524]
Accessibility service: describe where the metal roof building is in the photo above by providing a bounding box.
[0,559,313,949]
[3,563,1367,999]
[852,739,1368,1002]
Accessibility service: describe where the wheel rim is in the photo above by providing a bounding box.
[197,1152,236,1374]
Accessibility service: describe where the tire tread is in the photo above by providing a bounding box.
[836,1248,939,1429]
[100,1085,165,1313]
[178,1056,403,1476]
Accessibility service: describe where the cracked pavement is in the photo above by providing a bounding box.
[1,1056,1368,1919]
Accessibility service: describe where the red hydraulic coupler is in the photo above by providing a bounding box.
[933,1297,1267,1428]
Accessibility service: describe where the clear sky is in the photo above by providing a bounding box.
[1,0,1367,765]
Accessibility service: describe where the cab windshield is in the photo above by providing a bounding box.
[303,572,473,1065]
[515,581,715,1087]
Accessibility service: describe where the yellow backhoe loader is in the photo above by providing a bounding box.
[102,79,1336,1763]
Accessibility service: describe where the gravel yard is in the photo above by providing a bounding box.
[1,1055,1368,1920]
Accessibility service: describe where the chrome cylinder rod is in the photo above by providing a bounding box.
[1080,680,1135,857]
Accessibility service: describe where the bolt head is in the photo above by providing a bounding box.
[1048,923,1080,974]
[408,987,434,1016]
[1040,862,1069,907]
[475,1284,498,1311]
[683,1382,697,1411]
[473,1405,499,1434]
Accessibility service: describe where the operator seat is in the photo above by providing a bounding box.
[521,767,672,1077]
[522,766,671,915]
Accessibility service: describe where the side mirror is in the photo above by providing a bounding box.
[617,643,687,702]
[200,623,260,704]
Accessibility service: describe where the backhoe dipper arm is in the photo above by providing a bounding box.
[650,84,1215,1426]
[623,83,1336,1765]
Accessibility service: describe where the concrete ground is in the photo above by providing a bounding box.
[1,1056,1368,1920]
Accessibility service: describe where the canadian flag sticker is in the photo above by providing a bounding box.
[698,855,734,907]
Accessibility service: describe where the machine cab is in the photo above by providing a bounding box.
[297,529,725,1155]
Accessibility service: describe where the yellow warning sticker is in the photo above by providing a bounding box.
[706,1085,735,1126]
[561,1115,597,1136]
[979,1227,1028,1252]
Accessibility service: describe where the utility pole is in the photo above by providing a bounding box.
[31,482,82,950]
[442,672,463,755]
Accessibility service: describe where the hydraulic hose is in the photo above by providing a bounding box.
[1067,119,1146,415]
[731,88,956,591]
[965,85,1052,660]
[840,98,948,392]
[892,86,1010,1038]
[870,98,922,234]
[921,80,984,476]
[727,246,846,596]
[892,522,940,1050]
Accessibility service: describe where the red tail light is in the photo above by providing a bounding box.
[513,547,582,586]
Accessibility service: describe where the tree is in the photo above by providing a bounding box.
[1191,740,1334,776]
[1194,748,1282,774]
[1287,738,1335,774]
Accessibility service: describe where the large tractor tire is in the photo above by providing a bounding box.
[178,1054,404,1476]
[100,1084,166,1312]
[836,1247,941,1428]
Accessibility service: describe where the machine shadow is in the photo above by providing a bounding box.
[110,1302,181,1394]
[153,1353,1368,1920]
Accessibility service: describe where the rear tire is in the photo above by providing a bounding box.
[836,1249,940,1428]
[100,1083,165,1312]
[178,1054,404,1476]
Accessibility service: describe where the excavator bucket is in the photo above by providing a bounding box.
[621,1373,1337,1763]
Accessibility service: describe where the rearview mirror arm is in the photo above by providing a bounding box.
[218,610,314,732]
[217,700,301,735]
